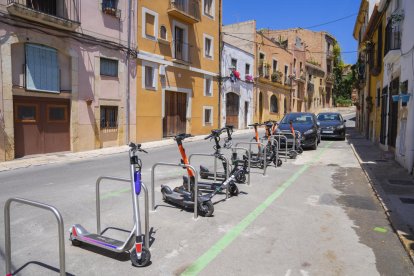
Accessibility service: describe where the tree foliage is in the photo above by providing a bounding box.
[333,43,356,104]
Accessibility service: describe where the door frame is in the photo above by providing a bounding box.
[162,86,192,133]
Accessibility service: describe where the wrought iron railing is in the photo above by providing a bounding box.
[385,21,401,55]
[7,0,80,23]
[169,0,200,21]
[173,40,192,63]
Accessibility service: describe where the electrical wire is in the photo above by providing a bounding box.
[302,13,358,29]
[223,32,357,55]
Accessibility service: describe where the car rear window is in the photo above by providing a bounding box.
[317,114,341,121]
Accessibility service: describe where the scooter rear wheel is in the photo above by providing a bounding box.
[229,183,239,196]
[130,246,151,267]
[198,201,214,217]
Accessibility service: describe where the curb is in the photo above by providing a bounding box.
[348,138,414,264]
[0,129,253,172]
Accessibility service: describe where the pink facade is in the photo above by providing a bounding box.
[0,0,136,160]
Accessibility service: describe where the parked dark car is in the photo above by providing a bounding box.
[277,112,321,150]
[317,112,346,140]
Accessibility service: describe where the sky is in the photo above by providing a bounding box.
[222,0,361,64]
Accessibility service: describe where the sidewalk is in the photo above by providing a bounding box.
[348,128,414,261]
[0,128,252,172]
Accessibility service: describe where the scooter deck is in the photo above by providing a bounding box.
[81,233,124,249]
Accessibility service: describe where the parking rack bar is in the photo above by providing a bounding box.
[95,176,150,248]
[271,134,288,162]
[231,147,251,186]
[235,142,267,176]
[188,153,230,198]
[151,163,199,219]
[4,197,66,276]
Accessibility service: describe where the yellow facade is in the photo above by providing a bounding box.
[136,0,220,142]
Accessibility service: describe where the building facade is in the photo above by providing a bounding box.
[0,0,136,161]
[135,0,221,141]
[267,28,336,111]
[221,43,254,129]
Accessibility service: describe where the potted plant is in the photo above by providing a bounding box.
[245,75,254,83]
[401,94,411,103]
[400,81,408,93]
[271,71,283,83]
[392,95,400,102]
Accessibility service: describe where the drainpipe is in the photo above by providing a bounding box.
[125,0,132,144]
[218,0,222,128]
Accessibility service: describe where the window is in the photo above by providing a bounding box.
[15,104,38,123]
[284,65,288,76]
[47,105,67,123]
[203,0,214,18]
[270,95,278,113]
[300,62,303,71]
[142,8,158,40]
[204,76,213,96]
[100,106,118,129]
[25,44,59,93]
[245,63,250,75]
[203,106,213,126]
[160,25,167,40]
[102,0,117,9]
[145,13,155,37]
[100,58,118,77]
[231,58,237,69]
[320,78,322,85]
[204,35,213,59]
[272,60,278,72]
[144,66,155,89]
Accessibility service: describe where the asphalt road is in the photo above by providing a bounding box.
[1,113,413,275]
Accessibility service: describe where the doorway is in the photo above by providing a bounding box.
[244,101,249,129]
[163,91,187,137]
[259,92,263,123]
[226,92,239,128]
[14,96,70,158]
[388,78,399,148]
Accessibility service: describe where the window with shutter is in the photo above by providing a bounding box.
[25,44,59,93]
[100,58,118,77]
[145,13,155,38]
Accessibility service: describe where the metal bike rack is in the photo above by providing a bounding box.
[259,138,280,165]
[271,134,288,162]
[96,176,150,248]
[4,197,66,276]
[235,142,267,176]
[231,146,251,186]
[188,153,231,198]
[151,163,199,219]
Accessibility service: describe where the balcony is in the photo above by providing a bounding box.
[326,73,334,84]
[101,1,121,19]
[7,0,80,30]
[168,0,200,24]
[384,21,401,63]
[258,63,270,79]
[172,40,193,64]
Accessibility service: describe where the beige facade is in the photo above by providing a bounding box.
[136,0,221,142]
[267,28,336,109]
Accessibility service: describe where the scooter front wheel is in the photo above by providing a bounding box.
[198,201,214,217]
[131,246,151,267]
[229,183,239,196]
[235,170,246,183]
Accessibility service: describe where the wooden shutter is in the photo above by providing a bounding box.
[25,44,59,93]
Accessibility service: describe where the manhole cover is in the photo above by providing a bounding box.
[388,179,414,186]
[400,198,414,204]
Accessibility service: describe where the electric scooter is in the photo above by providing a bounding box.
[160,134,215,217]
[248,123,281,168]
[262,121,283,167]
[199,126,248,184]
[69,143,151,267]
[276,121,303,159]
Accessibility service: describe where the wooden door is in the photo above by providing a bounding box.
[388,79,399,147]
[174,26,184,60]
[163,91,187,137]
[14,96,70,158]
[380,87,388,144]
[226,92,239,128]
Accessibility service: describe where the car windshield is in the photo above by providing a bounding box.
[281,114,314,124]
[317,114,341,121]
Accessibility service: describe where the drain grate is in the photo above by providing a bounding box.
[400,198,414,204]
[388,179,414,186]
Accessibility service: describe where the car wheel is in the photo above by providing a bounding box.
[311,138,318,150]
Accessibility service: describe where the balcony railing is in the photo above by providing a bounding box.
[168,0,200,24]
[7,0,80,30]
[258,65,270,79]
[385,21,401,55]
[172,40,193,64]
